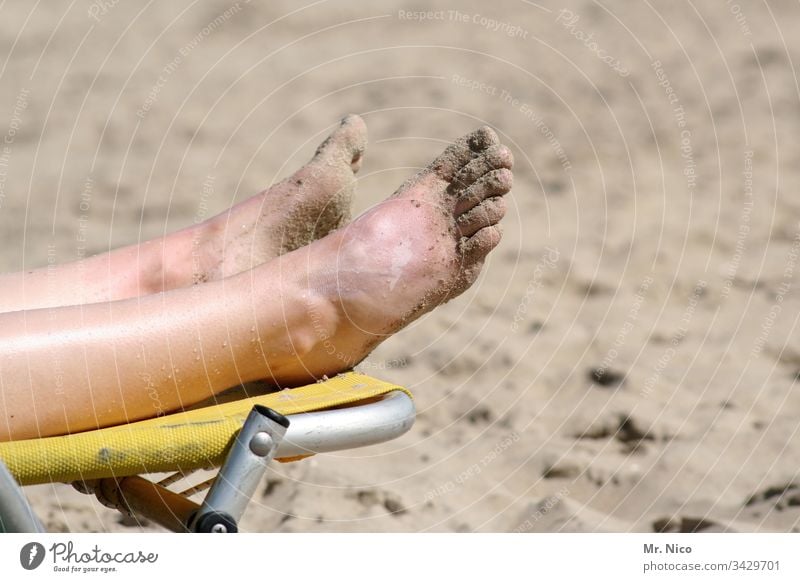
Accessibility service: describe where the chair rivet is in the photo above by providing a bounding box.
[249,432,274,456]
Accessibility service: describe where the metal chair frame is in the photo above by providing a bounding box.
[0,390,415,533]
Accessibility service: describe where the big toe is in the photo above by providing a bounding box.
[467,126,500,152]
[430,125,500,182]
[315,114,368,172]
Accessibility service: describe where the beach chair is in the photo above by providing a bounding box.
[0,372,414,533]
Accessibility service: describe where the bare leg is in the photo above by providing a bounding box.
[0,115,367,313]
[0,126,511,441]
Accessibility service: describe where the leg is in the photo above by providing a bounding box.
[0,126,512,441]
[0,115,367,313]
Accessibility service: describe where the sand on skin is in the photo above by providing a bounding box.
[0,0,798,532]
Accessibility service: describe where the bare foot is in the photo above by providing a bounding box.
[193,114,367,281]
[0,127,510,440]
[265,126,513,382]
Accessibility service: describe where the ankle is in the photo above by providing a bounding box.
[247,258,352,382]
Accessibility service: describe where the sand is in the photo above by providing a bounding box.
[2,0,800,532]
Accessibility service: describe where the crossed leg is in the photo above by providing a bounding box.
[0,125,512,442]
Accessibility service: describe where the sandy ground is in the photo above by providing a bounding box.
[2,0,800,533]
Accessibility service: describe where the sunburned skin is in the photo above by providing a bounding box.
[0,115,367,312]
[0,124,512,441]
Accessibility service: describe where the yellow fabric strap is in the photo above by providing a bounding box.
[0,373,409,486]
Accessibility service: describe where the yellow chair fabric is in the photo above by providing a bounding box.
[0,373,409,486]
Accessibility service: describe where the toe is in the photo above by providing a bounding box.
[430,135,478,182]
[339,114,368,170]
[452,145,514,189]
[457,197,507,237]
[467,126,500,152]
[454,168,513,215]
[315,114,368,172]
[430,126,499,182]
[460,224,503,264]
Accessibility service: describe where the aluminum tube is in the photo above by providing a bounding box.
[274,391,415,459]
[0,459,44,533]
